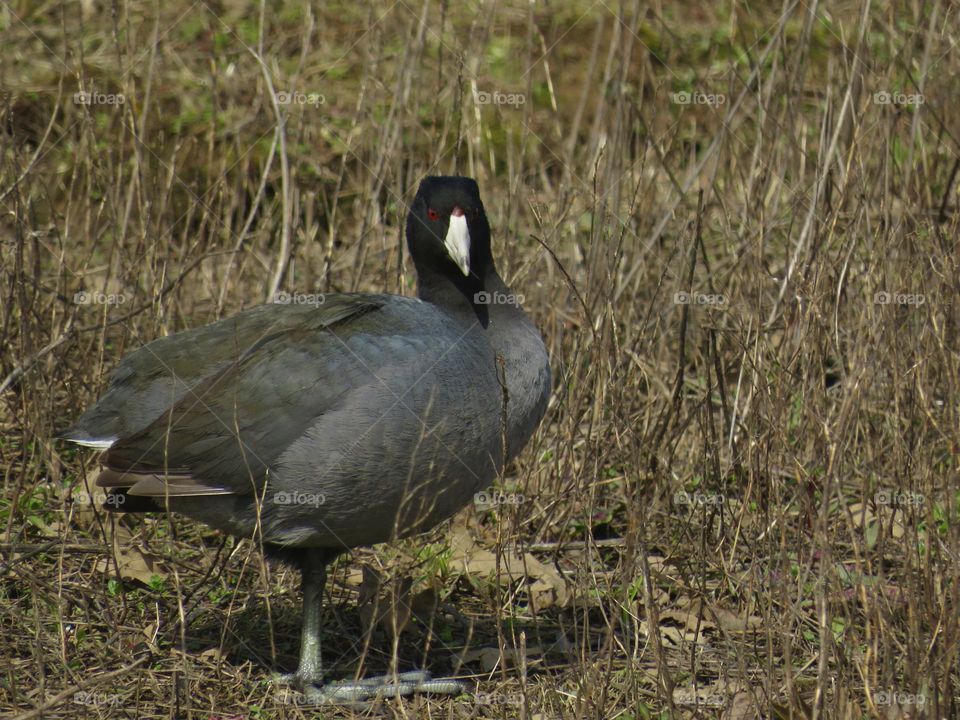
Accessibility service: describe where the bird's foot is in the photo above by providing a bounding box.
[273,669,325,689]
[276,669,465,707]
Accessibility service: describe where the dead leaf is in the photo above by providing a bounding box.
[409,586,438,620]
[357,564,414,638]
[676,597,763,633]
[449,527,570,610]
[94,525,167,586]
[458,647,503,672]
[673,680,753,716]
[457,643,548,672]
[725,689,756,719]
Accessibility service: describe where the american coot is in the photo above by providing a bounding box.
[59,176,551,704]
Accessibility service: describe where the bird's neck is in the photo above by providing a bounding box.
[414,263,505,328]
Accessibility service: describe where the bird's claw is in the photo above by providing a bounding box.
[278,669,465,707]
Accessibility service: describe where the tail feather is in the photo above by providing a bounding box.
[58,429,117,449]
[96,468,233,497]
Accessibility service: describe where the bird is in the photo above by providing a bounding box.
[58,176,551,704]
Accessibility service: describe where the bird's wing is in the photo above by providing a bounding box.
[66,294,441,498]
[60,296,385,443]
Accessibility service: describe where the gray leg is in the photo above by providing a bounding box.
[295,550,327,686]
[274,550,330,688]
[274,550,466,706]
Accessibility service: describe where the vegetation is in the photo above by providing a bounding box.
[2,0,957,717]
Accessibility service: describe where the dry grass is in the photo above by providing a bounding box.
[2,0,959,718]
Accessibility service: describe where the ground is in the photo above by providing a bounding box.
[1,1,958,718]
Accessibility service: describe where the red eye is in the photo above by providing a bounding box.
[427,208,440,221]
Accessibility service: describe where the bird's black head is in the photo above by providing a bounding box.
[406,176,494,286]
